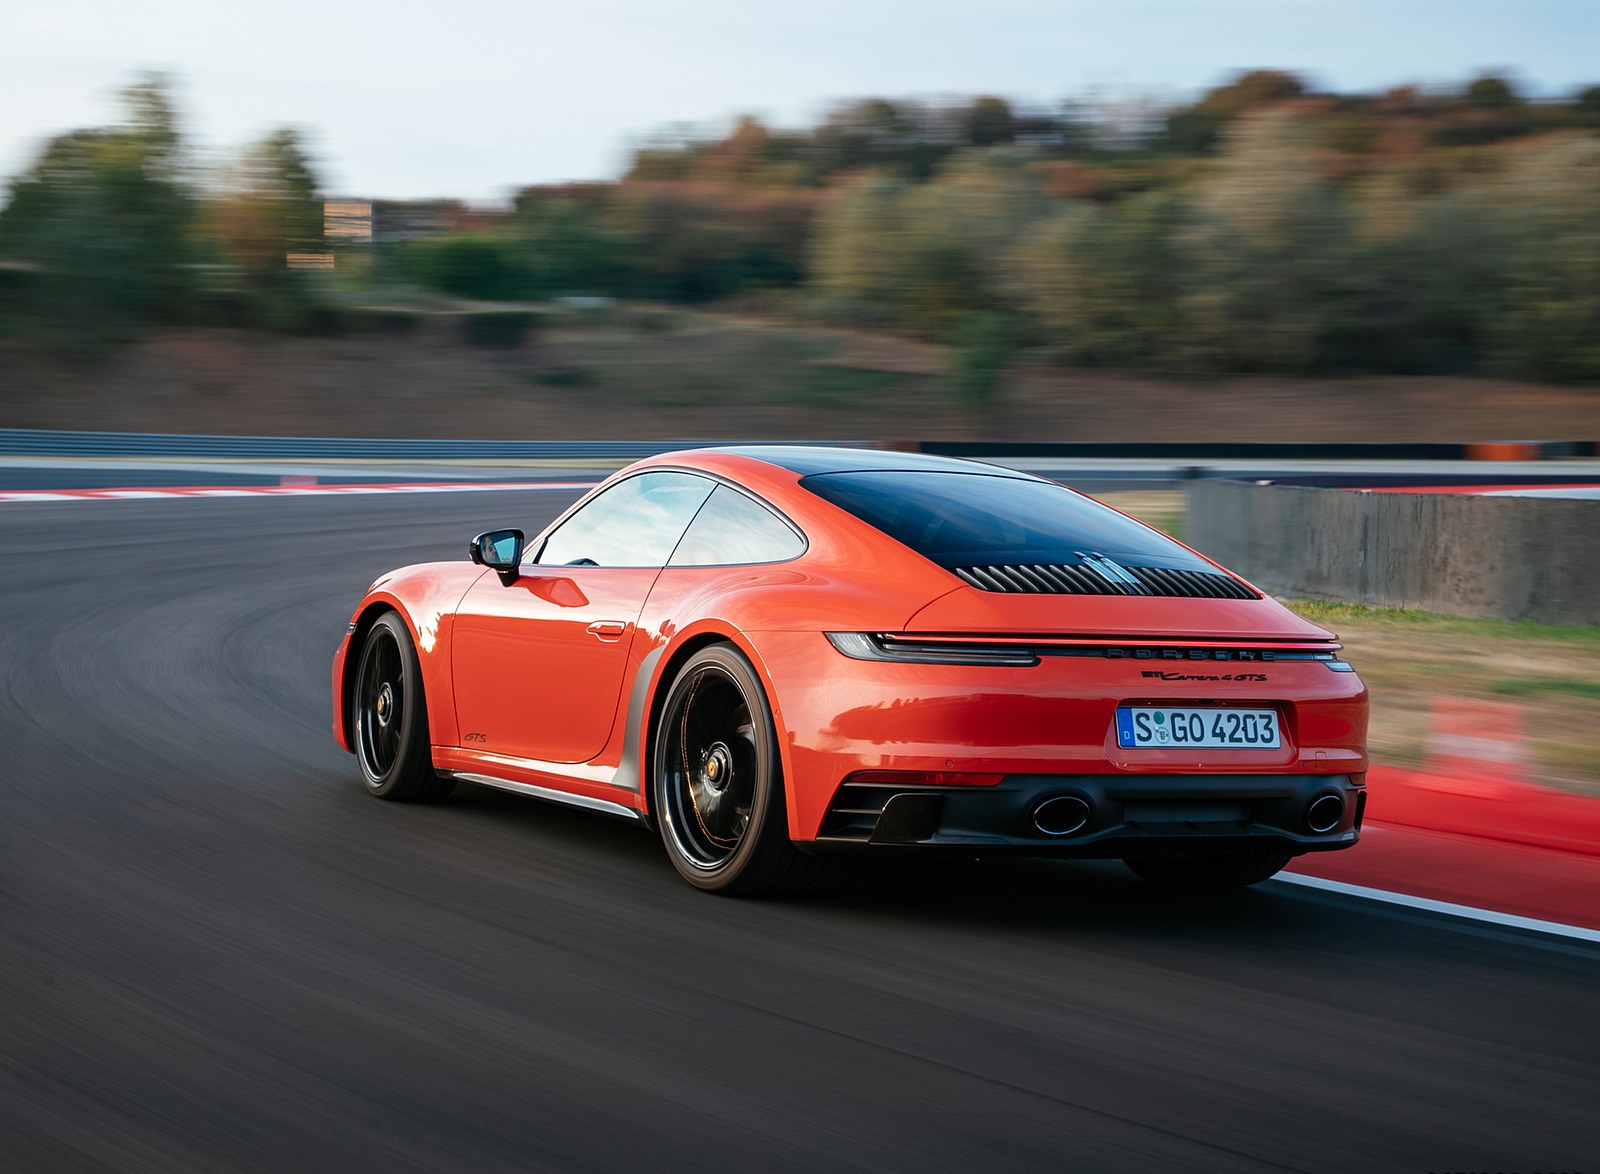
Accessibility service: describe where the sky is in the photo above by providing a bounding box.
[3,0,1596,203]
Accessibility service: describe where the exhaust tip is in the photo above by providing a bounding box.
[1033,795,1092,837]
[1306,793,1345,834]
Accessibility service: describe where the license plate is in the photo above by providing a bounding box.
[1116,706,1281,750]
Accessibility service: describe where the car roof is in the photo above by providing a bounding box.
[707,445,1034,479]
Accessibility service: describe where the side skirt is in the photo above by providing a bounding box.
[439,770,644,822]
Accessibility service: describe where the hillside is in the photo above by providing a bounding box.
[4,310,1598,442]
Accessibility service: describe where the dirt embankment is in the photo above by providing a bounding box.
[4,315,1598,442]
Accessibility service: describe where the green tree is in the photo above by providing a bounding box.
[1577,86,1600,125]
[1175,110,1360,371]
[808,175,913,320]
[1160,70,1307,155]
[1432,73,1537,145]
[810,154,1044,332]
[205,128,325,325]
[1465,75,1519,108]
[897,155,1042,330]
[1345,182,1503,372]
[606,185,808,302]
[962,97,1017,147]
[210,129,322,270]
[1006,191,1187,365]
[512,196,631,297]
[399,233,530,301]
[812,99,951,180]
[1483,134,1600,378]
[0,74,198,344]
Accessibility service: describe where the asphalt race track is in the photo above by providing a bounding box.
[2,490,1596,1173]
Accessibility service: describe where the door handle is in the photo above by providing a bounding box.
[587,620,627,642]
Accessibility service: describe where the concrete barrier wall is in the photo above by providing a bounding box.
[1186,480,1600,625]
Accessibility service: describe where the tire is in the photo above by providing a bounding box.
[352,612,454,802]
[652,643,824,896]
[1123,847,1291,890]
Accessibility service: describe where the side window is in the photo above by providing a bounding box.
[668,485,806,567]
[536,472,714,567]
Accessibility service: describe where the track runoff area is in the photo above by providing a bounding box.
[3,457,1597,944]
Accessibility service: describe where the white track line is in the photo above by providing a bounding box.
[1275,872,1600,943]
[0,481,600,503]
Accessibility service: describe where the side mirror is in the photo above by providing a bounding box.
[469,528,525,585]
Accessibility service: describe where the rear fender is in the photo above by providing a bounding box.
[629,620,805,837]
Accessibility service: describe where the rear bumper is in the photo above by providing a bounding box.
[807,772,1365,858]
[748,630,1369,843]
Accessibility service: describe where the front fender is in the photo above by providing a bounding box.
[331,562,488,755]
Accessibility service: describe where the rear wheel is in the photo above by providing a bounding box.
[1123,848,1291,889]
[652,643,824,896]
[352,612,454,802]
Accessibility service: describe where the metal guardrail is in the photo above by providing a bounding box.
[0,430,861,461]
[0,429,1593,463]
[921,440,1599,460]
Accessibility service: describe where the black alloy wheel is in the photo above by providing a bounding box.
[352,612,453,802]
[653,643,823,895]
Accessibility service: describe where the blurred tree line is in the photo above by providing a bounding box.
[0,75,328,346]
[795,75,1600,380]
[4,70,1600,380]
[394,182,818,305]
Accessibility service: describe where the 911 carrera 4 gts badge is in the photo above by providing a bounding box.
[1104,647,1274,660]
[1141,671,1268,682]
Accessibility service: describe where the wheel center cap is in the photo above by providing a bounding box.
[702,742,733,793]
[376,684,394,725]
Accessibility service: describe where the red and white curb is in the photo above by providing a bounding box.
[0,481,601,503]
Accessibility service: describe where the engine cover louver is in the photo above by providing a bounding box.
[954,563,1257,600]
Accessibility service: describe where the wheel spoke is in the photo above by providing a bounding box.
[680,684,725,748]
[730,716,757,787]
[357,630,405,779]
[664,665,766,865]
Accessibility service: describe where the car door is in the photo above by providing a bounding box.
[450,471,714,765]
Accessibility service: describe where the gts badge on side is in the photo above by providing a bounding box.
[463,732,489,743]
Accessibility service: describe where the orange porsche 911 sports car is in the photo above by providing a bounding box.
[333,447,1367,895]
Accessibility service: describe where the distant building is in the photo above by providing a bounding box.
[286,252,335,270]
[324,200,374,244]
[312,199,513,248]
[370,200,469,242]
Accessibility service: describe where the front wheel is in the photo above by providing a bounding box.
[1123,848,1291,889]
[652,643,823,896]
[352,612,454,802]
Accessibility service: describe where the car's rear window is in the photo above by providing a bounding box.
[799,470,1212,571]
